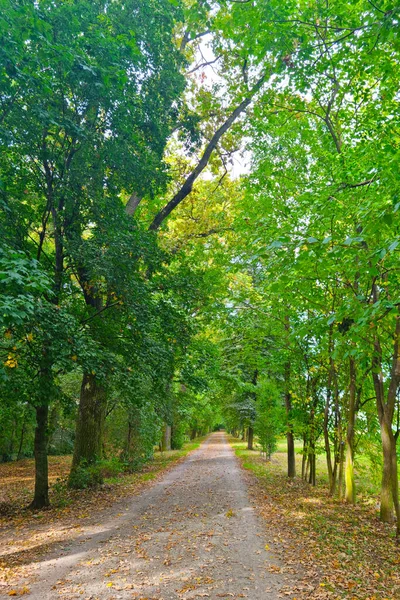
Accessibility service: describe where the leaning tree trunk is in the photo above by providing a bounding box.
[71,373,107,472]
[29,404,50,509]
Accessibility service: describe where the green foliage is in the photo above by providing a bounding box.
[254,382,285,459]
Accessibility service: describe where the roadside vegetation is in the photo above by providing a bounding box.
[231,437,400,600]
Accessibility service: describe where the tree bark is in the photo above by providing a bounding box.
[71,373,107,472]
[345,357,357,504]
[337,439,345,501]
[284,362,296,477]
[301,436,307,480]
[29,404,50,509]
[284,316,296,477]
[247,426,254,450]
[161,423,172,452]
[372,309,400,534]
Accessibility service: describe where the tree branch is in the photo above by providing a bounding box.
[80,301,121,326]
[186,55,222,75]
[149,74,266,231]
[180,30,211,51]
[337,178,376,190]
[125,192,142,216]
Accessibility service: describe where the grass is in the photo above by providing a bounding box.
[230,436,400,600]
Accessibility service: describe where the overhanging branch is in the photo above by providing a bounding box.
[149,74,266,231]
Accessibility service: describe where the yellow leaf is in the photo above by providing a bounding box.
[71,355,78,361]
[8,592,17,597]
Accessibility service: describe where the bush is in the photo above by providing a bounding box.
[68,457,125,489]
[171,423,187,450]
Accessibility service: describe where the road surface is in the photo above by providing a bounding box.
[18,433,291,599]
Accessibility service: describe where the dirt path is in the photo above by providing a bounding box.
[6,433,293,599]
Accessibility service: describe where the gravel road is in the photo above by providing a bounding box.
[25,432,290,599]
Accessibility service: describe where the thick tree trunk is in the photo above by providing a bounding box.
[29,404,49,509]
[71,373,107,471]
[345,357,357,504]
[247,426,254,450]
[161,424,172,452]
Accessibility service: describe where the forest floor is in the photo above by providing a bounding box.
[0,432,297,599]
[231,439,400,600]
[0,434,399,599]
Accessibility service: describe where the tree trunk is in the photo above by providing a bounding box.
[247,426,254,450]
[301,435,307,480]
[372,320,400,533]
[331,367,342,497]
[29,404,49,509]
[324,337,335,493]
[71,373,107,472]
[161,423,171,452]
[337,439,345,501]
[380,433,393,522]
[17,417,26,461]
[308,441,316,486]
[345,357,356,504]
[323,386,334,492]
[284,318,295,478]
[284,363,295,476]
[305,453,310,482]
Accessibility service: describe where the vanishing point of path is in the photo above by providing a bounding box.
[19,433,293,599]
